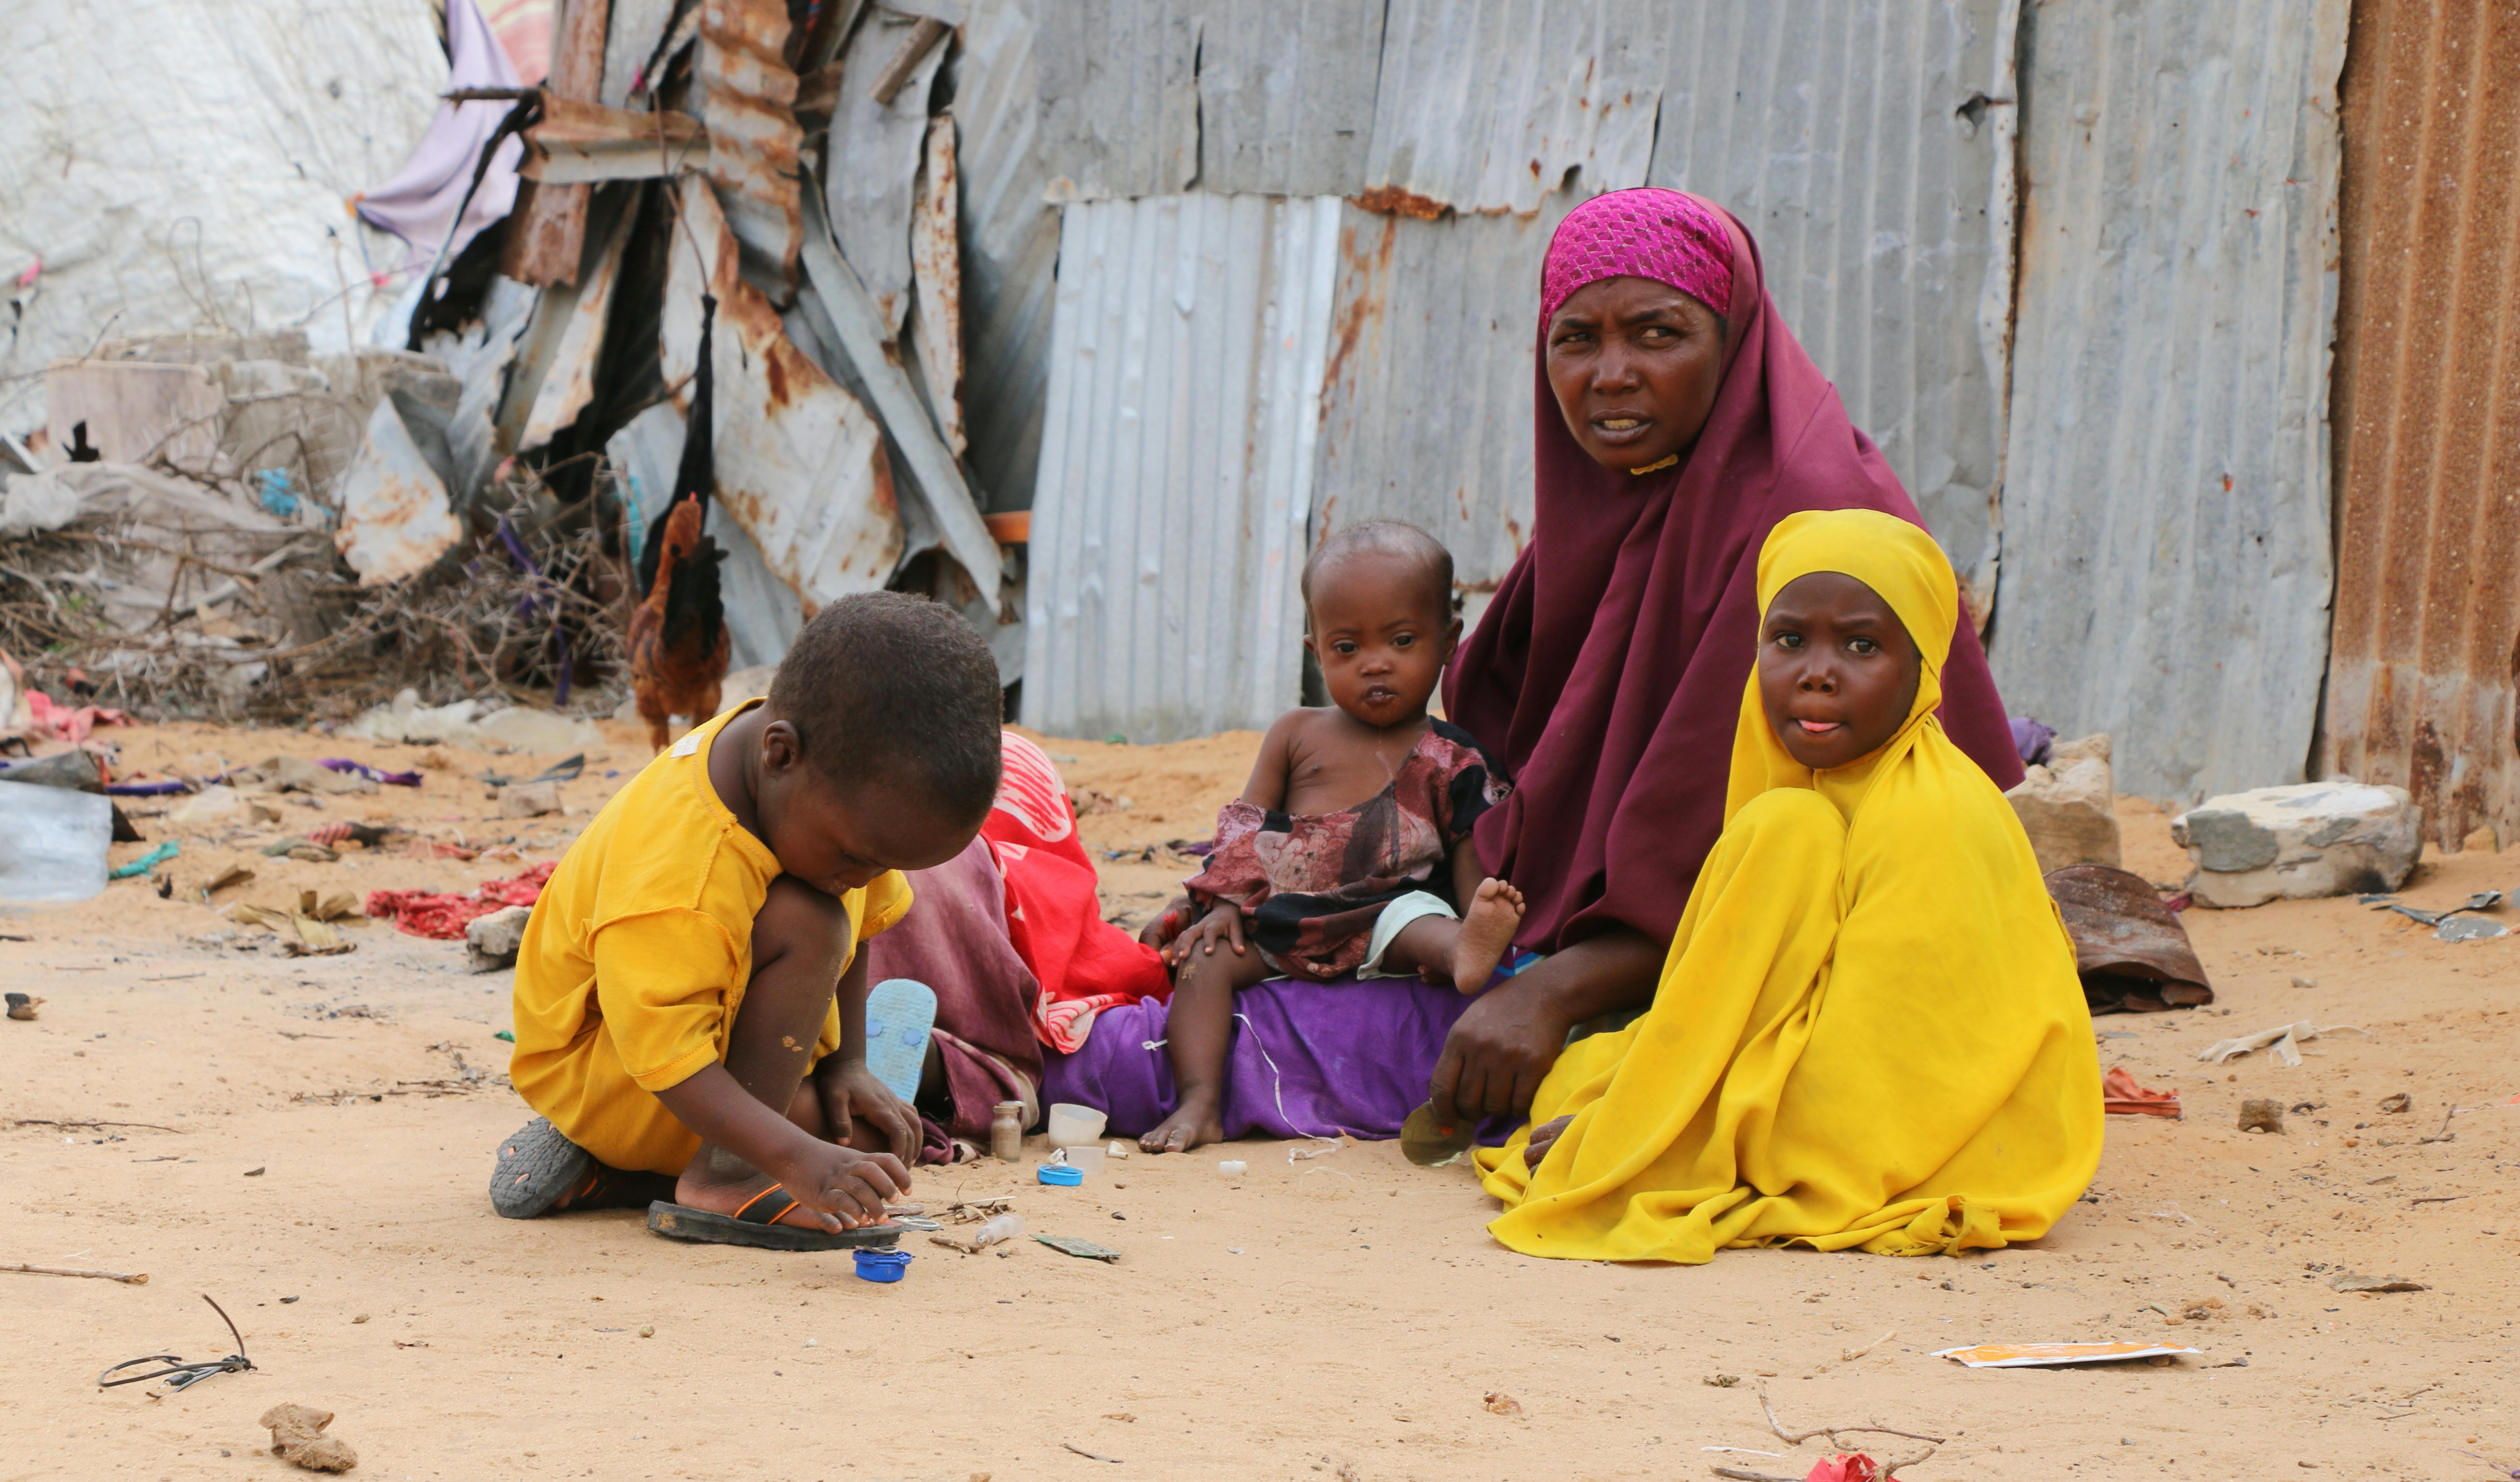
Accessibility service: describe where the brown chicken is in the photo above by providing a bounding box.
[627,492,730,752]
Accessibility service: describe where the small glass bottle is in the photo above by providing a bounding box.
[990,1101,1026,1162]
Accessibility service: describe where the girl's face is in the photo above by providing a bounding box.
[1544,276,1726,473]
[1757,572,1923,770]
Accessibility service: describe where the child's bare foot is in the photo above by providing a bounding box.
[1449,878,1524,994]
[1139,1089,1225,1154]
[674,1161,851,1232]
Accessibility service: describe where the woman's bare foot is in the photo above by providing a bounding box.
[1450,878,1525,994]
[1139,1089,1225,1154]
[1522,1113,1573,1169]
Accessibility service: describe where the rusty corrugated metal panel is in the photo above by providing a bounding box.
[1646,0,2018,614]
[910,113,967,456]
[517,198,632,449]
[501,0,610,286]
[1035,0,1201,202]
[1360,0,1664,216]
[662,176,904,620]
[1988,0,2349,803]
[1022,194,1344,743]
[1309,193,1582,594]
[955,0,1061,510]
[824,5,947,336]
[600,0,678,107]
[700,0,804,292]
[2320,0,2520,850]
[520,97,705,183]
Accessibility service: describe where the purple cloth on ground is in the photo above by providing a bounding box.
[318,758,423,787]
[102,780,191,796]
[2009,716,2057,767]
[1043,976,1511,1144]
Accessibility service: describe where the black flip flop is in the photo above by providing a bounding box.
[489,1116,594,1219]
[645,1187,905,1251]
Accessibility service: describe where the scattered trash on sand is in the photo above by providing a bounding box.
[1032,1235,1119,1263]
[2196,1020,2363,1068]
[853,1248,914,1284]
[1705,1392,1944,1480]
[1931,1341,2199,1368]
[2237,1098,2285,1134]
[96,1293,254,1392]
[2101,1066,2182,1117]
[6,992,42,1021]
[2047,863,2214,1013]
[2328,1271,2428,1293]
[259,1403,357,1472]
[1482,1390,1525,1416]
[366,861,555,939]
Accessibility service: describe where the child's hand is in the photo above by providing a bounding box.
[1166,903,1249,967]
[778,1139,911,1229]
[814,1057,922,1165]
[1139,895,1197,950]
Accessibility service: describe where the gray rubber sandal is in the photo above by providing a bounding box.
[646,1187,906,1251]
[489,1116,594,1219]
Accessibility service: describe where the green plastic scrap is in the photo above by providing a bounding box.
[1033,1234,1120,1263]
[110,841,180,880]
[493,1029,516,1042]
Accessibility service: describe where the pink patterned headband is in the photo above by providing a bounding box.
[1540,188,1736,329]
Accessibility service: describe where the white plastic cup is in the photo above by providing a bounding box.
[1065,1143,1108,1174]
[1045,1102,1107,1148]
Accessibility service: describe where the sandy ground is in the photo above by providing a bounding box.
[3,719,2516,1481]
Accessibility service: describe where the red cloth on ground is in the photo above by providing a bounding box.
[986,733,1170,1052]
[2101,1065,2183,1118]
[366,862,556,939]
[26,691,130,745]
[1445,188,2023,955]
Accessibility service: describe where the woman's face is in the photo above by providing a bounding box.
[1545,276,1726,472]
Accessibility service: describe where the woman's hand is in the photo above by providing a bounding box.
[1139,895,1198,951]
[1163,903,1250,968]
[814,1056,921,1164]
[1427,927,1663,1127]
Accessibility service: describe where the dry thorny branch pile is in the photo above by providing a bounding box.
[0,459,632,724]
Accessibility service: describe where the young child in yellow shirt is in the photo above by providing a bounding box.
[490,592,1004,1247]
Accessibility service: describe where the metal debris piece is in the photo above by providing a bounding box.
[521,96,705,184]
[700,0,805,290]
[1032,1234,1120,1263]
[96,1294,253,1392]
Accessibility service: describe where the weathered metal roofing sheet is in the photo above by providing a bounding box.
[955,0,1063,510]
[1361,0,1664,216]
[1310,193,1583,592]
[1195,0,1385,196]
[910,114,967,456]
[699,0,805,292]
[1023,193,1343,742]
[662,176,903,620]
[1035,0,1201,202]
[825,5,947,336]
[600,0,679,108]
[1987,0,2348,803]
[2319,0,2520,850]
[1645,0,2017,614]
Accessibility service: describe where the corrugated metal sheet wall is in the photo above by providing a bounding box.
[1647,0,2016,611]
[1988,0,2350,803]
[2320,0,2520,848]
[1023,195,1342,742]
[950,0,1062,512]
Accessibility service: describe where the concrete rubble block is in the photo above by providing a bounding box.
[2171,781,2422,908]
[499,781,564,818]
[465,905,534,973]
[2004,732,2122,874]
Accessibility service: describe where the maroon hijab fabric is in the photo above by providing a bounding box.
[1444,189,2023,954]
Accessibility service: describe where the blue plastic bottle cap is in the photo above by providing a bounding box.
[1036,1163,1084,1186]
[853,1248,914,1283]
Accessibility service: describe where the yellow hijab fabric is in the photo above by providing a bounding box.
[1475,509,2101,1261]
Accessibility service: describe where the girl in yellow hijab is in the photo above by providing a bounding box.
[1475,508,2101,1261]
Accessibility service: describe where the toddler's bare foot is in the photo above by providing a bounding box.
[1139,1089,1225,1154]
[1450,878,1525,994]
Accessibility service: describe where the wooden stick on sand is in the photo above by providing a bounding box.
[4,1262,149,1284]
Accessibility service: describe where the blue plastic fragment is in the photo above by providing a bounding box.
[110,840,180,880]
[853,1248,914,1283]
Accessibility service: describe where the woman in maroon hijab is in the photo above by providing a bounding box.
[1428,188,2022,1129]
